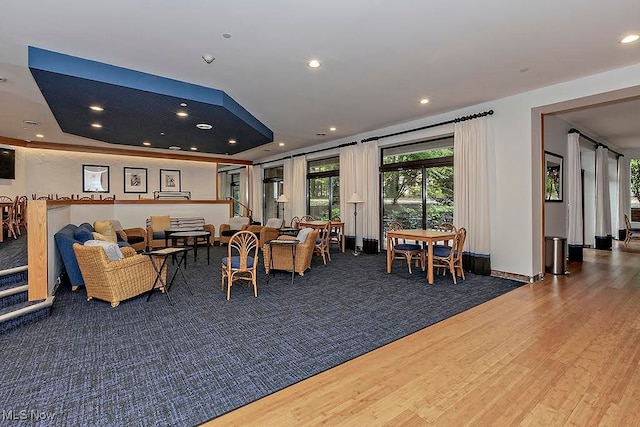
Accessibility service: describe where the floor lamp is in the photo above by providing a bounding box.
[276,194,289,220]
[347,192,364,256]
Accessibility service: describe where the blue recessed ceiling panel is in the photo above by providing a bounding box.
[28,46,273,155]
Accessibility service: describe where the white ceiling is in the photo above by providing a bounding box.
[1,0,639,161]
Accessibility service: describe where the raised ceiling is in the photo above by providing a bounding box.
[0,0,639,161]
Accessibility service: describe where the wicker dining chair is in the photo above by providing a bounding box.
[221,230,259,300]
[300,215,315,222]
[432,227,467,284]
[387,221,423,274]
[329,216,342,251]
[290,216,300,228]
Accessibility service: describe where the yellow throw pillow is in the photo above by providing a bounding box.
[92,231,109,241]
[93,220,118,243]
[150,215,171,231]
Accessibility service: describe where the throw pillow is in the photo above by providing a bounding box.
[265,218,283,228]
[74,223,95,244]
[91,232,109,241]
[296,227,314,244]
[150,215,171,231]
[228,217,249,231]
[84,240,124,261]
[93,220,118,243]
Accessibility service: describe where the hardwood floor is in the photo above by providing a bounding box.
[206,243,640,426]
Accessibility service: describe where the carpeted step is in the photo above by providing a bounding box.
[0,284,28,309]
[0,297,54,334]
[0,266,28,291]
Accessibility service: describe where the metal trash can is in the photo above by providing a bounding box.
[545,236,567,275]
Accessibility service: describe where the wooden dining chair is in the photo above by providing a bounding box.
[387,221,423,274]
[623,214,640,246]
[433,227,467,284]
[329,216,342,251]
[300,215,314,223]
[314,221,332,264]
[1,197,20,240]
[290,216,300,228]
[221,230,259,300]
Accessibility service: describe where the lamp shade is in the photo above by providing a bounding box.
[347,193,364,204]
[277,194,289,203]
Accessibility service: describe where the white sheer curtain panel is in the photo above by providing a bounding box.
[250,165,263,223]
[618,157,630,239]
[361,142,379,248]
[291,156,307,222]
[239,167,248,208]
[595,146,612,248]
[566,132,583,247]
[339,145,359,237]
[218,172,229,200]
[282,158,294,223]
[453,116,491,275]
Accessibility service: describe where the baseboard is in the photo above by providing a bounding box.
[491,269,541,283]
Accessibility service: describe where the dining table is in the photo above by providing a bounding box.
[298,220,345,252]
[386,228,457,284]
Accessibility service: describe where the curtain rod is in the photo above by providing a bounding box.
[568,128,623,158]
[254,140,358,166]
[361,109,494,143]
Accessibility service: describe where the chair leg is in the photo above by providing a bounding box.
[405,254,413,274]
[449,262,457,284]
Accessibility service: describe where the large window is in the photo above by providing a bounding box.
[263,166,283,220]
[381,136,454,246]
[631,159,640,220]
[307,157,340,220]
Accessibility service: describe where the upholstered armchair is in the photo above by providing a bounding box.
[246,218,285,248]
[73,243,166,307]
[219,217,251,245]
[263,228,319,276]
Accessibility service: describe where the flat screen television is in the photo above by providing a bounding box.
[0,148,16,179]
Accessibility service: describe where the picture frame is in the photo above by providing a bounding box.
[124,167,148,193]
[82,164,110,193]
[160,169,181,192]
[544,151,563,202]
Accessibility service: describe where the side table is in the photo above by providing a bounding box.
[144,247,193,304]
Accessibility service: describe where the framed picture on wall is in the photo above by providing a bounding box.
[124,167,148,193]
[82,165,110,193]
[160,169,181,192]
[544,151,563,202]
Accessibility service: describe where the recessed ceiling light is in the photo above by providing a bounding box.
[89,105,104,112]
[196,123,213,130]
[142,142,151,146]
[307,59,321,68]
[228,139,237,144]
[316,132,327,136]
[23,120,39,125]
[180,102,187,107]
[278,142,285,147]
[420,98,430,105]
[35,134,44,138]
[329,127,336,131]
[190,147,198,151]
[202,54,215,64]
[176,111,188,117]
[222,33,232,39]
[160,132,165,136]
[620,34,639,44]
[91,123,102,128]
[168,145,182,150]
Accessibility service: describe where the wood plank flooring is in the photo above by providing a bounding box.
[205,243,640,426]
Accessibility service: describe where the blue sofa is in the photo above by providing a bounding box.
[54,223,130,290]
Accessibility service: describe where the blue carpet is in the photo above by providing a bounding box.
[0,246,523,426]
[0,230,27,271]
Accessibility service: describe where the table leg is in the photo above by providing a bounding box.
[291,245,296,285]
[146,255,172,304]
[427,241,434,285]
[341,225,345,252]
[386,234,392,273]
[206,234,210,265]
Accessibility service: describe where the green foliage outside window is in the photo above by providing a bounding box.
[631,159,640,204]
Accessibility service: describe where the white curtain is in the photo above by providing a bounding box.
[291,156,307,223]
[282,158,293,224]
[361,142,379,249]
[239,167,248,210]
[250,165,263,223]
[595,146,612,248]
[618,157,630,239]
[218,172,229,200]
[454,117,491,275]
[566,132,583,247]
[340,145,359,239]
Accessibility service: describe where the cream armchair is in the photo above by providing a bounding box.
[219,216,251,245]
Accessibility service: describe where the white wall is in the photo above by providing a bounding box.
[258,61,640,278]
[543,115,571,237]
[25,148,218,200]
